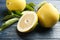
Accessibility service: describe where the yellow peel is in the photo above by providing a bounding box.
[37,2,59,28]
[6,0,26,11]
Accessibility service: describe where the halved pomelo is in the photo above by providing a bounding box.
[17,11,38,32]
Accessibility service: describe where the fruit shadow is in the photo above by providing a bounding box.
[36,23,53,33]
[16,23,53,40]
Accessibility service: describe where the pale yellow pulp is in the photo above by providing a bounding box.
[20,14,34,29]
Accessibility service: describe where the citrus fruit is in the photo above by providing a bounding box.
[17,11,38,32]
[59,14,60,21]
[6,0,26,11]
[37,2,59,28]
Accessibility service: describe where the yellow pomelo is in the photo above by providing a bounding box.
[59,14,60,21]
[17,11,38,32]
[6,0,26,11]
[37,2,59,28]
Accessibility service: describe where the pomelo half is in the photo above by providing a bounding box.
[17,11,38,32]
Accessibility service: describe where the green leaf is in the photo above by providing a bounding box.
[28,2,35,8]
[25,4,34,11]
[2,12,20,21]
[0,18,19,31]
[12,11,22,16]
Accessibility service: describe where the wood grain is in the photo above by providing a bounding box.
[0,0,60,40]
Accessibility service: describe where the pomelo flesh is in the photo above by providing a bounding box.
[17,11,38,32]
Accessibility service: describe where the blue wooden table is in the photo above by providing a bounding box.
[0,0,60,40]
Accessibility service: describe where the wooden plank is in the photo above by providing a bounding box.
[0,0,60,40]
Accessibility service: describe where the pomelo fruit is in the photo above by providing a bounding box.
[37,2,59,28]
[17,11,38,32]
[6,0,26,11]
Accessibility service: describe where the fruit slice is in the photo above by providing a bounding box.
[37,2,59,28]
[17,11,38,32]
[6,0,26,11]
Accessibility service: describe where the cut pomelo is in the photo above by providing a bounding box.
[17,11,38,32]
[6,0,26,11]
[37,2,59,28]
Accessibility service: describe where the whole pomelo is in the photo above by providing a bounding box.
[37,2,59,28]
[6,0,26,11]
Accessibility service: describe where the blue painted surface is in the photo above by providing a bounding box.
[0,0,60,40]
